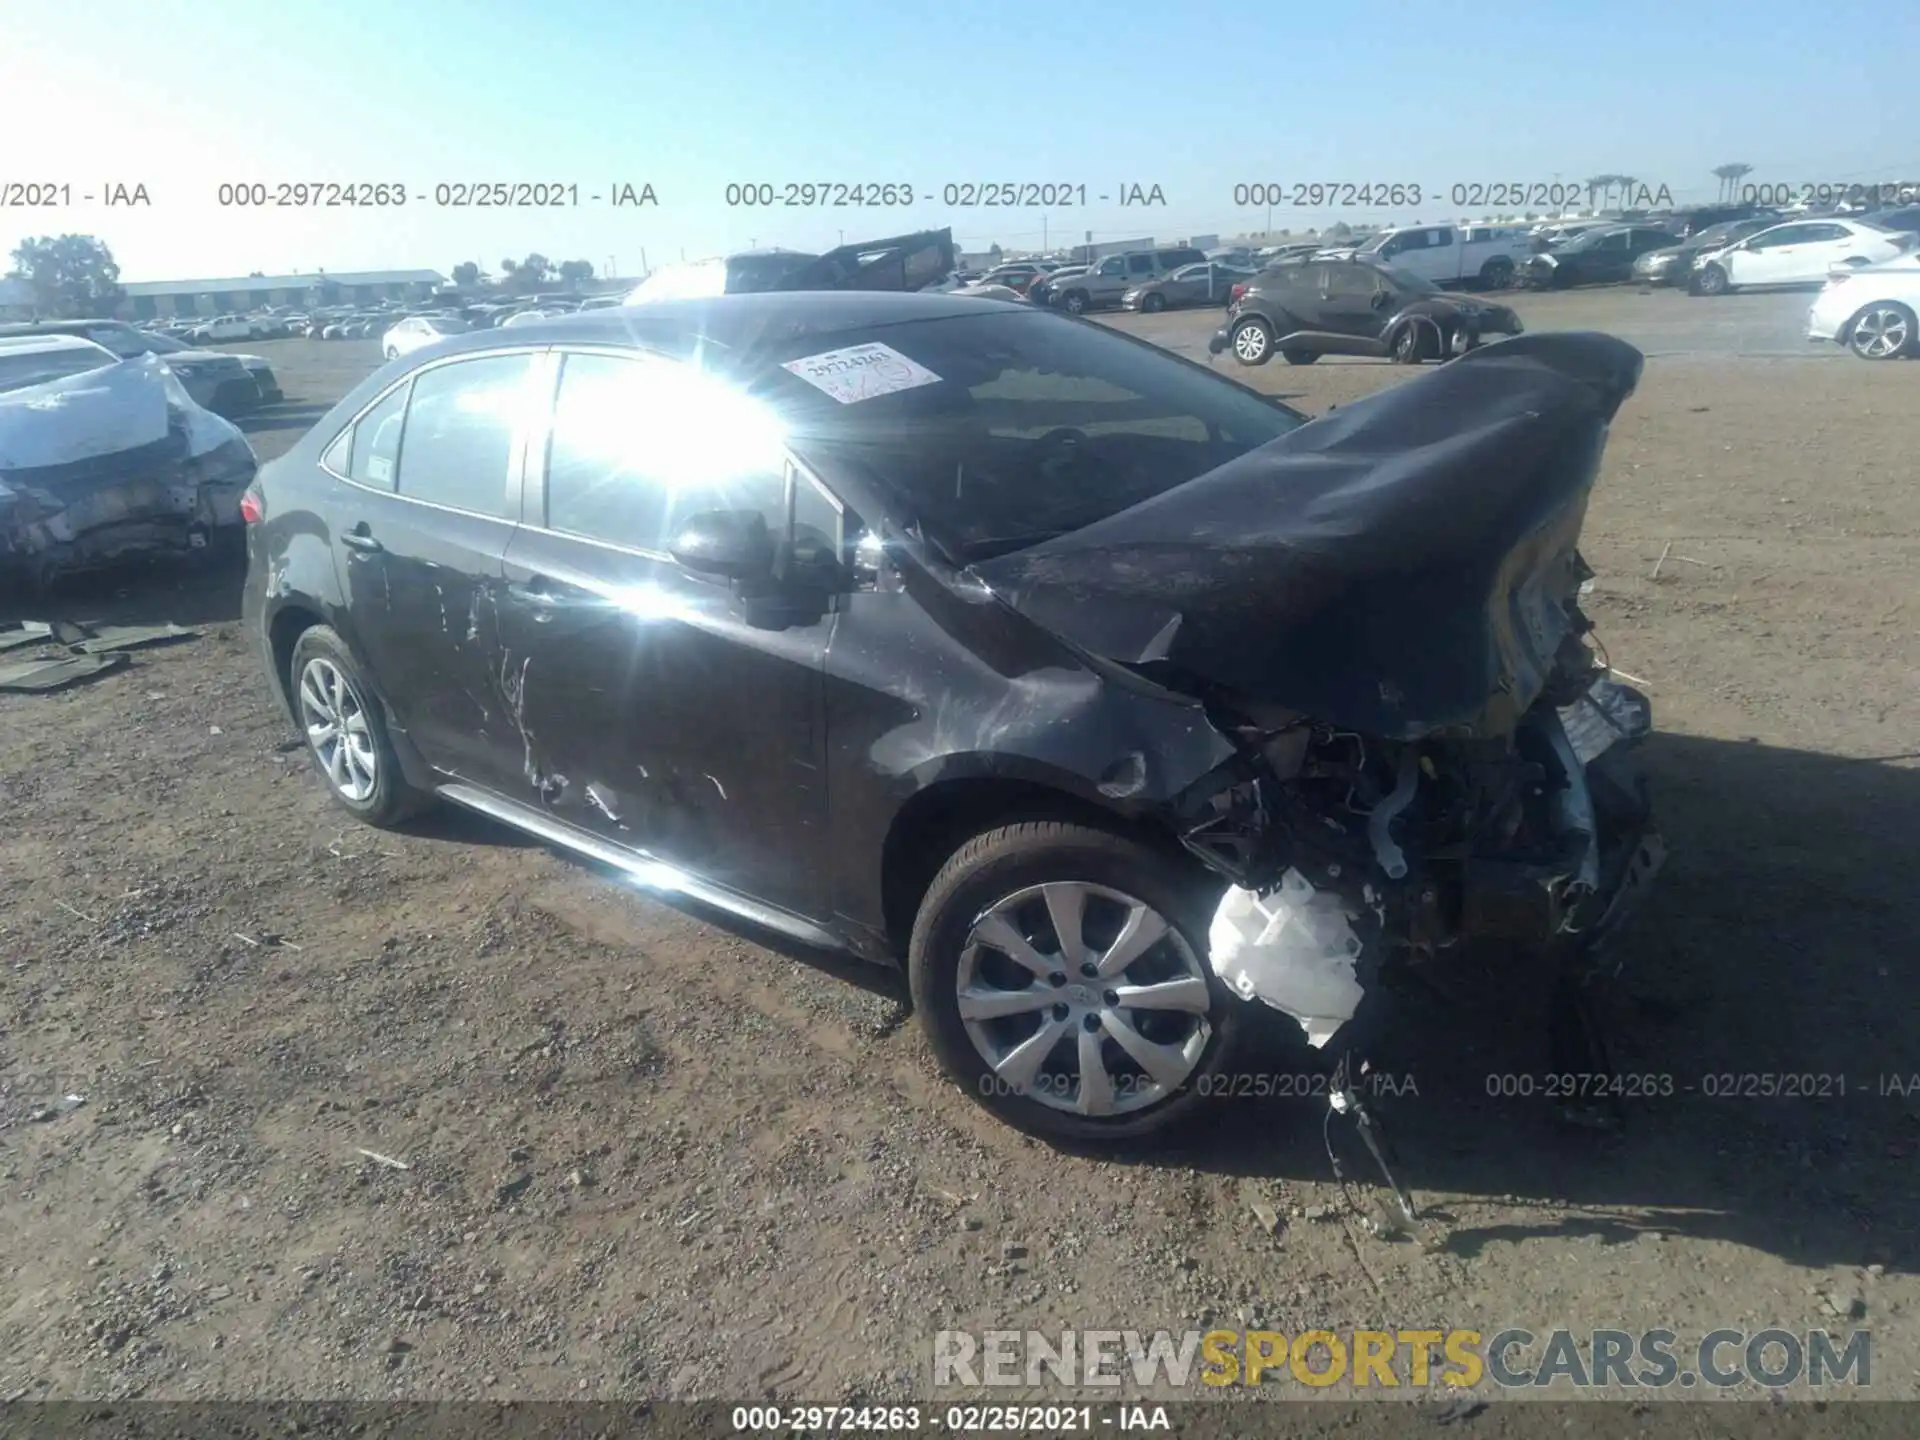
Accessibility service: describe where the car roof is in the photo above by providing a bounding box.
[0,318,123,335]
[0,332,117,357]
[415,289,1028,363]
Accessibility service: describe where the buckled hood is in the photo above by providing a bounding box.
[970,331,1644,739]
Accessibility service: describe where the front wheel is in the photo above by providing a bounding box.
[1693,263,1730,296]
[1229,315,1274,365]
[908,820,1242,1146]
[1390,322,1431,364]
[289,625,432,829]
[1848,302,1916,359]
[1479,257,1515,290]
[1140,292,1166,313]
[1061,290,1090,315]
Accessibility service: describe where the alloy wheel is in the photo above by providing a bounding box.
[1850,304,1913,359]
[1064,291,1089,314]
[956,881,1212,1117]
[298,656,379,802]
[1232,319,1270,363]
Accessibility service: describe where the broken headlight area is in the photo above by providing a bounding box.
[1177,657,1663,1054]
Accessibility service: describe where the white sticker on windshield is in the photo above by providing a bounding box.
[781,342,941,405]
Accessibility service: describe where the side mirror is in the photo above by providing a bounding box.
[668,508,774,581]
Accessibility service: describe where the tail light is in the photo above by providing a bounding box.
[1230,283,1247,303]
[239,482,265,524]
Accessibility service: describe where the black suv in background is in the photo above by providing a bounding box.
[1211,259,1523,366]
[1036,247,1207,313]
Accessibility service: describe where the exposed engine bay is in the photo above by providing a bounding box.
[1180,582,1664,1051]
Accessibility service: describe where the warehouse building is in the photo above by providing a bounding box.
[115,269,446,319]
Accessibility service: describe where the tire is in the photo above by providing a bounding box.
[384,346,399,360]
[1847,302,1916,360]
[1062,290,1091,315]
[1694,263,1729,296]
[288,625,432,829]
[1390,322,1430,364]
[1281,348,1320,365]
[1228,315,1274,365]
[1479,257,1515,290]
[907,820,1243,1146]
[1140,292,1167,313]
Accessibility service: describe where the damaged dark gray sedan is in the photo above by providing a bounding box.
[240,293,1663,1145]
[1,335,260,589]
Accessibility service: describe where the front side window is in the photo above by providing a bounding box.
[759,310,1306,561]
[543,351,836,555]
[1127,254,1155,276]
[1097,257,1124,276]
[1324,264,1380,298]
[391,355,535,516]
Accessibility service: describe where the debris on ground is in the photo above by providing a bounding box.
[0,619,200,693]
[0,652,129,693]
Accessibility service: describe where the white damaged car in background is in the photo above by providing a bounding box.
[0,335,259,591]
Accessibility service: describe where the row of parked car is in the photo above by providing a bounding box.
[0,316,282,414]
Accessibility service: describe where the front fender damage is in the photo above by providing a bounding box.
[1171,675,1662,1052]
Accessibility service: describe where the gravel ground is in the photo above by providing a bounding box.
[1,306,1916,1406]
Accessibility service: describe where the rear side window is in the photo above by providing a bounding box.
[392,355,533,517]
[1127,254,1155,276]
[344,384,409,490]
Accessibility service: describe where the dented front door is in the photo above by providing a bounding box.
[494,525,833,919]
[490,345,833,920]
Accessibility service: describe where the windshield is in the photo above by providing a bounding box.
[753,310,1307,561]
[0,347,117,394]
[424,317,466,333]
[1354,233,1391,253]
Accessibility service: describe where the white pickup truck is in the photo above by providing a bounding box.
[1315,223,1530,290]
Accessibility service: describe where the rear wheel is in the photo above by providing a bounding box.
[1848,302,1915,359]
[1391,322,1431,364]
[1281,348,1320,365]
[908,820,1241,1145]
[289,626,431,829]
[1229,315,1274,365]
[1479,257,1515,290]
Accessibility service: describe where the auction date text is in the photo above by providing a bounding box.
[1,181,150,206]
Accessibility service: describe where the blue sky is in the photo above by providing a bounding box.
[5,0,1916,282]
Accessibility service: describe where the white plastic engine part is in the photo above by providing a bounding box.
[1208,868,1365,1048]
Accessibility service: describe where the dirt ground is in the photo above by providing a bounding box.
[2,303,1916,1407]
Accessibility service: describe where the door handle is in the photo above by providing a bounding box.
[340,527,382,553]
[507,579,599,609]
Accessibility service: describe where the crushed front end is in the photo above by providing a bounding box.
[1177,598,1665,1053]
